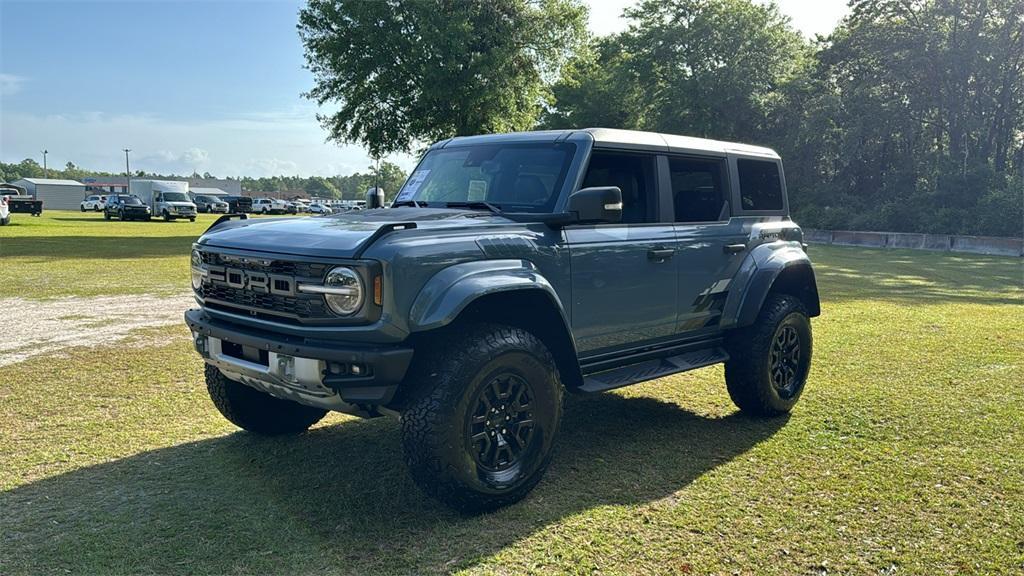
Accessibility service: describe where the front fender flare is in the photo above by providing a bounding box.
[408,259,569,333]
[722,243,820,329]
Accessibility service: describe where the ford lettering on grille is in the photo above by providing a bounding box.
[207,266,296,296]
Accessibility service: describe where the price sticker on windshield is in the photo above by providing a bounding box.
[395,169,430,202]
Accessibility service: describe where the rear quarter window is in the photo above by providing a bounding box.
[737,159,784,211]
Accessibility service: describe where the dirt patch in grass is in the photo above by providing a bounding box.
[1,293,194,367]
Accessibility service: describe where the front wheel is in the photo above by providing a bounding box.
[162,210,172,222]
[104,212,111,220]
[94,205,101,212]
[205,365,327,434]
[401,324,563,512]
[725,294,812,416]
[119,211,126,221]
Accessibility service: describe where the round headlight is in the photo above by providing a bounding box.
[323,266,364,316]
[190,249,203,290]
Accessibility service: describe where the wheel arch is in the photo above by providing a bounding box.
[726,246,821,328]
[408,260,582,388]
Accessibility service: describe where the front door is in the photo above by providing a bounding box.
[566,151,677,355]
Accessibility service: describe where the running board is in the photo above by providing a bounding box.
[578,347,729,394]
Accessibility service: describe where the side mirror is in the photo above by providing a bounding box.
[567,186,622,224]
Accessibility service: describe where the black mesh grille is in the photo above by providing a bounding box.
[197,250,331,321]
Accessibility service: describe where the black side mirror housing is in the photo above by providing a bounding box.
[567,186,623,224]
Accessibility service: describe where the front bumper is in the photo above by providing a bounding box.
[185,308,414,412]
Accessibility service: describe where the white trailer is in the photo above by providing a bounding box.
[130,180,197,221]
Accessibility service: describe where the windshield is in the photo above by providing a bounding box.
[394,143,576,213]
[162,192,190,202]
[120,196,142,205]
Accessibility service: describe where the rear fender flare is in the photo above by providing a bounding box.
[722,243,820,328]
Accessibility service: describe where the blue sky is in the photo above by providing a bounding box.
[0,0,849,178]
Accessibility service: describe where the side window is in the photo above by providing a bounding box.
[737,159,783,211]
[669,157,727,222]
[581,152,656,224]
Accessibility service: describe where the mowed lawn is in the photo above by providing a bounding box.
[1,211,1022,575]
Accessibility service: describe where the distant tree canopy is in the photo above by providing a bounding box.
[298,0,588,156]
[0,159,409,202]
[301,0,1022,236]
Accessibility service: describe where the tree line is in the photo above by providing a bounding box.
[0,159,408,201]
[300,0,1023,236]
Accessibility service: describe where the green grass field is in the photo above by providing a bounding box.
[1,211,1022,575]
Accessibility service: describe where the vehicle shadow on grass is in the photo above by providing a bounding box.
[2,236,198,259]
[0,394,787,575]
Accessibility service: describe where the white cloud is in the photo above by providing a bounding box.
[0,108,417,177]
[0,73,27,96]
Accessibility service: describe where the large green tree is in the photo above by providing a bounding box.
[299,0,588,156]
[793,0,1024,235]
[544,0,810,143]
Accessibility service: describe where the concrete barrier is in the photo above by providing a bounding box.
[831,230,888,248]
[951,235,1024,257]
[803,229,1021,256]
[803,229,833,244]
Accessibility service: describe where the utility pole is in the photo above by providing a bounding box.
[41,150,48,178]
[123,148,131,195]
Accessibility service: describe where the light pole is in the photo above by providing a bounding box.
[123,148,131,194]
[41,150,48,178]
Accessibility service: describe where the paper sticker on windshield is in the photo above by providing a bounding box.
[395,169,430,202]
[467,179,488,201]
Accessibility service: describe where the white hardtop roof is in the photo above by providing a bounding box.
[191,187,228,195]
[584,128,779,158]
[15,178,85,186]
[439,128,779,159]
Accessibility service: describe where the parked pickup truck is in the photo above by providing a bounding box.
[185,128,820,512]
[0,186,43,218]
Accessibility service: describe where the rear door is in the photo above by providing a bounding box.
[565,150,677,355]
[665,155,749,333]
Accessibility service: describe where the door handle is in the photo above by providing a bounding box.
[647,247,675,261]
[724,243,746,254]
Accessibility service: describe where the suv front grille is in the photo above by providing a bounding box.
[197,250,332,322]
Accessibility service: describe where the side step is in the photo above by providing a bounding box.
[578,347,729,394]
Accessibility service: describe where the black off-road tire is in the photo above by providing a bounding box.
[725,294,812,416]
[204,364,327,435]
[400,324,563,513]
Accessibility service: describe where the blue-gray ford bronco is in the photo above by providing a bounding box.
[185,128,820,511]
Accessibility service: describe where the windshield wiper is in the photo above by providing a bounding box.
[445,201,503,215]
[391,199,427,208]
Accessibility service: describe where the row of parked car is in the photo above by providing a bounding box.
[80,194,339,218]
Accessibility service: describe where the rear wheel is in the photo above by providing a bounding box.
[80,205,86,212]
[725,294,812,416]
[104,211,111,220]
[401,324,563,512]
[205,365,327,434]
[119,210,126,221]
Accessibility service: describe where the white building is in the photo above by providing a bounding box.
[11,178,87,210]
[189,187,229,198]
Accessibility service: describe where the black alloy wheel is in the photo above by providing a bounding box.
[468,373,536,472]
